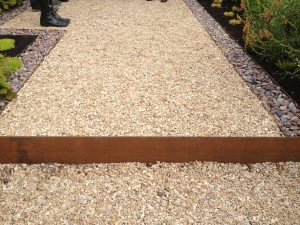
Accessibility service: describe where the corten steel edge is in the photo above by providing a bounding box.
[0,136,300,164]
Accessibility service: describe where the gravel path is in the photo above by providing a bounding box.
[184,0,300,137]
[0,0,281,136]
[0,162,299,224]
[0,2,299,223]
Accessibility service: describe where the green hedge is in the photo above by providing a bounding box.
[242,0,300,78]
[0,39,23,100]
[0,0,23,13]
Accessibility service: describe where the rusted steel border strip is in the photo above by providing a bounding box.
[0,137,299,164]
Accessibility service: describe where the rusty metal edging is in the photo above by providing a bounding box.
[0,137,299,164]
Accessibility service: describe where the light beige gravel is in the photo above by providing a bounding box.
[1,2,297,224]
[0,162,299,224]
[0,0,281,136]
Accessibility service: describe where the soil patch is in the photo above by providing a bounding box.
[0,35,37,57]
[197,0,300,105]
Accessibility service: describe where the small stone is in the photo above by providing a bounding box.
[279,106,287,111]
[274,114,280,121]
[273,100,281,107]
[284,129,293,136]
[289,103,297,114]
[283,100,290,106]
[283,109,289,115]
[263,103,270,112]
[260,96,268,102]
[281,117,288,124]
[275,111,283,118]
[277,98,284,104]
[270,108,276,114]
[157,191,164,197]
[285,114,292,120]
[11,78,19,83]
[283,198,292,206]
[287,112,294,119]
[284,122,291,128]
[271,89,280,94]
[281,114,291,123]
[290,126,300,131]
[265,91,272,96]
[267,101,274,107]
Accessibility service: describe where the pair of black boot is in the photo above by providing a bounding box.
[38,0,70,27]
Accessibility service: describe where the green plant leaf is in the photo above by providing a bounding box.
[0,56,22,77]
[0,38,15,51]
[5,89,16,100]
[0,88,8,95]
[0,78,11,90]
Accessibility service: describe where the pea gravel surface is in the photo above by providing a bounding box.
[0,162,299,224]
[0,0,282,136]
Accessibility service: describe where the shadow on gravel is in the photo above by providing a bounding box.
[0,35,37,57]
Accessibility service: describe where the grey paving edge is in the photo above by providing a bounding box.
[184,0,300,137]
[0,28,64,114]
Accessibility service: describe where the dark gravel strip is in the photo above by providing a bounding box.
[0,0,30,26]
[0,28,64,114]
[184,0,300,137]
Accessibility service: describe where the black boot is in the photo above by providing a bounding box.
[39,0,70,27]
[51,11,70,23]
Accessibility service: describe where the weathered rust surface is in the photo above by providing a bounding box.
[0,137,299,164]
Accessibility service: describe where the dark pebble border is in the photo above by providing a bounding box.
[184,0,300,137]
[0,0,64,114]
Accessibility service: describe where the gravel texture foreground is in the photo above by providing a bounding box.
[0,2,299,224]
[0,0,281,136]
[0,162,299,224]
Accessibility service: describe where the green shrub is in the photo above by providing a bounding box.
[0,38,15,51]
[0,54,22,100]
[242,0,300,78]
[0,37,22,100]
[0,0,23,13]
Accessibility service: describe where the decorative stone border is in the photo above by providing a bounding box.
[184,0,300,136]
[0,28,64,114]
[0,0,29,26]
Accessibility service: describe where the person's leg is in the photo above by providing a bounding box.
[31,0,59,12]
[38,0,70,27]
[52,0,61,6]
[30,0,41,10]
